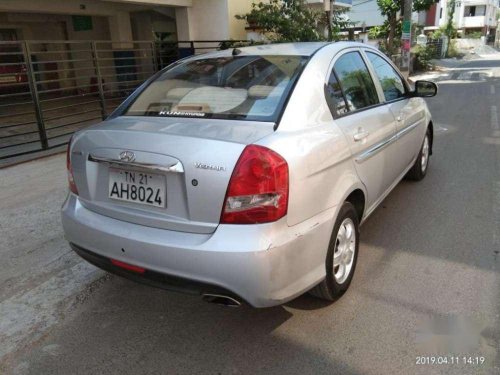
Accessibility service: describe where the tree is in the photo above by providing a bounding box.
[328,7,354,41]
[375,0,436,56]
[376,0,401,55]
[443,0,458,56]
[236,0,353,42]
[444,1,457,39]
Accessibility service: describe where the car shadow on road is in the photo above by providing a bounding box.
[9,276,365,375]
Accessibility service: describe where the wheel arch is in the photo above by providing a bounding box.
[344,188,366,223]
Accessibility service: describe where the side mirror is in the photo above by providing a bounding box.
[413,80,437,98]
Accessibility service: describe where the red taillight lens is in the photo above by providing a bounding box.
[221,145,289,224]
[110,259,146,274]
[66,136,78,195]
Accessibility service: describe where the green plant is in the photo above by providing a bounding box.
[430,27,447,39]
[218,40,258,50]
[444,0,458,57]
[466,31,483,39]
[328,6,354,41]
[236,0,353,42]
[446,40,461,58]
[374,0,435,56]
[415,44,436,71]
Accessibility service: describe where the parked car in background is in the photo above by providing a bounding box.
[62,42,437,308]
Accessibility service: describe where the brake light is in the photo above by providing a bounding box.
[66,136,78,195]
[221,145,288,224]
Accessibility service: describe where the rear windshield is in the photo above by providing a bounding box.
[124,55,308,122]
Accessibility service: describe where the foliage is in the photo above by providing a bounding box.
[444,0,457,40]
[368,25,385,40]
[219,40,258,50]
[443,0,458,57]
[375,0,435,56]
[236,0,320,42]
[415,44,436,71]
[328,7,355,41]
[154,32,174,42]
[446,40,461,58]
[236,0,354,42]
[465,31,483,39]
[413,0,439,12]
[430,27,446,39]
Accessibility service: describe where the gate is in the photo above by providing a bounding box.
[0,39,249,161]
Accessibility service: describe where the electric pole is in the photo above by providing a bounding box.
[401,0,413,75]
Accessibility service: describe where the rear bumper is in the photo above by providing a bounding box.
[61,194,336,307]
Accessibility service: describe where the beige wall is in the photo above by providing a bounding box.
[227,0,253,40]
[0,0,253,43]
[175,0,231,41]
[101,0,191,6]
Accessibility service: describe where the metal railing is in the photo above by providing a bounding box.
[0,39,250,160]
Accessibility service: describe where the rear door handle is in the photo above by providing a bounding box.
[353,130,369,142]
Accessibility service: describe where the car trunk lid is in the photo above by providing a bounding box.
[70,116,274,234]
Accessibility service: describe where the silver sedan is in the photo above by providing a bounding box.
[62,42,437,308]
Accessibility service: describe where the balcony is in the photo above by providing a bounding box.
[462,15,486,28]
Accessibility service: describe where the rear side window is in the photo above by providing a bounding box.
[333,51,379,112]
[124,55,308,122]
[366,52,406,101]
[325,71,349,117]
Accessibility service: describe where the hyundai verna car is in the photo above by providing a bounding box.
[62,42,437,308]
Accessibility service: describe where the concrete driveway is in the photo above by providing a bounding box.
[0,56,499,375]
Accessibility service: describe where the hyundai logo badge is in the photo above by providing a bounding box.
[119,150,135,163]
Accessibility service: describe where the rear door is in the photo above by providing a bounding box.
[363,50,427,176]
[325,49,398,209]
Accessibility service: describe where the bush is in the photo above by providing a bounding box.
[446,41,461,58]
[415,44,436,71]
[430,27,447,39]
[466,31,483,39]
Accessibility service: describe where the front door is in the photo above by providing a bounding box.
[363,50,426,177]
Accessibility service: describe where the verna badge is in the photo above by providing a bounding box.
[119,151,135,163]
[194,162,226,172]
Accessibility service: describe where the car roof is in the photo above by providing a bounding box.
[190,41,370,59]
[234,42,329,56]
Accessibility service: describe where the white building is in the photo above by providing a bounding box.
[348,0,385,29]
[427,0,499,39]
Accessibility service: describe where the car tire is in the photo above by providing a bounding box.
[309,201,360,301]
[405,128,431,181]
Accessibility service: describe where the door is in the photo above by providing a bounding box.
[325,50,398,209]
[363,50,427,177]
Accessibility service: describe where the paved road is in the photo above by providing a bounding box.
[1,56,499,375]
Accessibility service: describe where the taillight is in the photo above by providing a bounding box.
[221,145,288,224]
[66,136,78,195]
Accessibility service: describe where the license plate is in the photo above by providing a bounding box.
[108,168,166,208]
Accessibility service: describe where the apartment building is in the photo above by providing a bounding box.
[425,0,498,39]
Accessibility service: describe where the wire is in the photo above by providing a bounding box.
[351,0,375,6]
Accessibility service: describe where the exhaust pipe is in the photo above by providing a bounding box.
[202,293,241,307]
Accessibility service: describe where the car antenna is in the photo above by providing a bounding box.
[232,48,242,56]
